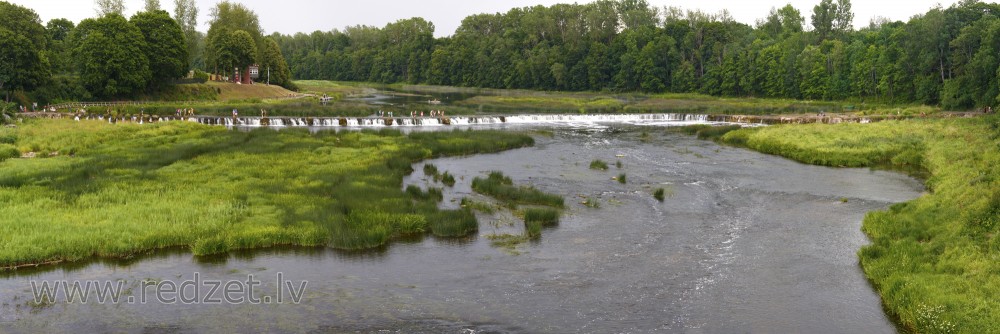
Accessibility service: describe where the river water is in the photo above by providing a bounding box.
[0,124,922,333]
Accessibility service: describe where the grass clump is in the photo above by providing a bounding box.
[718,116,1000,333]
[471,171,564,208]
[616,160,623,169]
[423,163,439,176]
[460,198,495,213]
[441,171,456,187]
[616,173,627,184]
[653,188,665,202]
[589,159,609,170]
[523,208,560,226]
[0,119,534,270]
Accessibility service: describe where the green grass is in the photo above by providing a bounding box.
[615,160,623,169]
[441,171,456,187]
[523,208,560,226]
[460,198,496,214]
[589,159,609,171]
[653,188,665,202]
[0,120,534,269]
[616,173,627,184]
[719,116,1000,333]
[471,171,564,208]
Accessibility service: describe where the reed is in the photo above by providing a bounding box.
[523,208,560,226]
[589,159,609,170]
[653,188,665,202]
[471,171,564,208]
[616,173,627,184]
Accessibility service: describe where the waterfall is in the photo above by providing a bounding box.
[206,113,735,128]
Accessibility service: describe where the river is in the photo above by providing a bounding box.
[0,123,923,333]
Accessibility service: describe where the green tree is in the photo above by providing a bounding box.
[94,0,125,16]
[74,14,150,98]
[205,1,262,75]
[144,0,160,12]
[0,1,47,50]
[812,0,836,42]
[0,2,49,101]
[45,18,75,75]
[0,29,47,102]
[214,30,257,79]
[131,10,188,88]
[173,0,201,70]
[259,37,293,88]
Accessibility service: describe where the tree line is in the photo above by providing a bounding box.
[275,0,1000,110]
[0,0,293,107]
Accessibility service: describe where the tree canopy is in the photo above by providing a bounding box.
[74,14,150,98]
[131,10,188,88]
[0,1,49,101]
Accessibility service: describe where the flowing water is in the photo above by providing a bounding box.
[0,124,923,333]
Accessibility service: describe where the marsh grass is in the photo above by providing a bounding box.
[654,188,665,202]
[720,116,1000,333]
[460,198,496,213]
[0,120,533,269]
[524,208,560,226]
[589,159,609,170]
[616,160,623,169]
[441,171,456,187]
[471,172,564,208]
[616,173,627,184]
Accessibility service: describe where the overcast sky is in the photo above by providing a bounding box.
[13,0,959,37]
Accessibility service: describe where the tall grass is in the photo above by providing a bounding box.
[589,159,609,170]
[471,172,564,208]
[0,119,534,269]
[719,116,1000,333]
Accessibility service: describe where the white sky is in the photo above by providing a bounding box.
[12,0,959,37]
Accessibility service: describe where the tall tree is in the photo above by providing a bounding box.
[131,10,188,87]
[811,0,836,42]
[46,18,75,74]
[144,0,160,12]
[0,1,49,101]
[94,0,125,16]
[74,14,150,98]
[173,0,200,69]
[259,37,293,88]
[205,1,263,75]
[214,30,257,79]
[833,0,854,34]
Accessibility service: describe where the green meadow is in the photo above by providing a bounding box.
[720,116,1000,333]
[0,119,533,269]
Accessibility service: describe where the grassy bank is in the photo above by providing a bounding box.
[0,120,534,269]
[294,81,944,116]
[719,116,999,333]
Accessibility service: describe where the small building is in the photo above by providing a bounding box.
[249,65,260,80]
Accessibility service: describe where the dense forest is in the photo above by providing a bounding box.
[0,0,293,110]
[273,0,1000,110]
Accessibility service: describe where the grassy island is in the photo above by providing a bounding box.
[0,119,533,269]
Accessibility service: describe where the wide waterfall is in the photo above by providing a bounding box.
[193,113,724,128]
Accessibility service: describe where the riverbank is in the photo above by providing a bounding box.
[0,119,534,270]
[714,116,1000,333]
